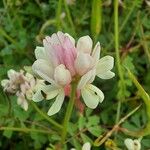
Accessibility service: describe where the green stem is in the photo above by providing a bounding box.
[0,127,52,134]
[30,101,62,130]
[64,0,76,35]
[114,0,125,124]
[61,82,77,144]
[56,0,63,30]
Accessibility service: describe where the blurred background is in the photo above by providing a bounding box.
[0,0,150,149]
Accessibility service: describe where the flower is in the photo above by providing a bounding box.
[70,142,91,150]
[1,69,44,111]
[32,31,114,116]
[124,138,141,150]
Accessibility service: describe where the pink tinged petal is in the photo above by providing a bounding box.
[82,142,91,150]
[47,89,65,116]
[32,59,56,85]
[54,64,72,86]
[77,69,96,90]
[77,36,93,54]
[96,56,114,79]
[43,37,59,67]
[75,52,94,76]
[63,37,77,75]
[92,42,101,63]
[17,93,28,111]
[81,84,104,109]
[65,33,75,46]
[64,84,71,97]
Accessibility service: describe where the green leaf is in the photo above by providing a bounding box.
[88,126,102,137]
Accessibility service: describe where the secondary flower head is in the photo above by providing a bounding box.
[124,138,141,150]
[1,69,44,111]
[32,31,115,116]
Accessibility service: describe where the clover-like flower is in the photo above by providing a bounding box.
[1,69,44,111]
[124,138,141,150]
[32,31,114,116]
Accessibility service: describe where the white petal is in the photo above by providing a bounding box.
[17,94,28,111]
[54,64,72,86]
[77,69,96,90]
[1,79,9,87]
[7,69,16,79]
[47,90,65,116]
[92,42,101,63]
[77,36,93,54]
[96,56,114,76]
[32,59,56,85]
[133,140,141,150]
[124,139,135,150]
[35,46,46,60]
[87,84,104,103]
[97,70,115,79]
[82,142,91,150]
[65,33,75,46]
[75,52,94,76]
[42,85,60,99]
[81,84,104,109]
[32,90,44,102]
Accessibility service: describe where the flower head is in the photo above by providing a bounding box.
[32,31,114,116]
[1,69,44,111]
[124,138,141,150]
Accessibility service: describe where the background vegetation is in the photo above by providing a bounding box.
[0,0,150,149]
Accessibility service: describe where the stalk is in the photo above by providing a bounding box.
[61,82,77,144]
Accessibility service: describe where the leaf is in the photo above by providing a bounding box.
[3,121,14,138]
[88,126,102,137]
[78,115,86,130]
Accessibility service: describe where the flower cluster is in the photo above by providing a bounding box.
[32,31,115,116]
[1,69,44,111]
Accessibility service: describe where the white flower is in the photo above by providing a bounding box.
[1,69,44,111]
[32,31,114,116]
[71,142,91,150]
[76,36,114,109]
[124,138,141,150]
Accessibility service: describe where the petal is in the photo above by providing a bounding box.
[97,70,115,79]
[82,142,91,150]
[65,33,75,46]
[133,140,141,150]
[1,79,9,87]
[124,139,134,150]
[96,56,114,75]
[87,84,104,103]
[92,42,101,63]
[32,89,44,102]
[77,36,93,54]
[7,69,16,79]
[77,69,96,90]
[47,89,65,116]
[43,37,59,67]
[75,52,94,76]
[81,86,100,109]
[32,59,56,85]
[35,46,46,60]
[54,64,72,86]
[42,85,60,99]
